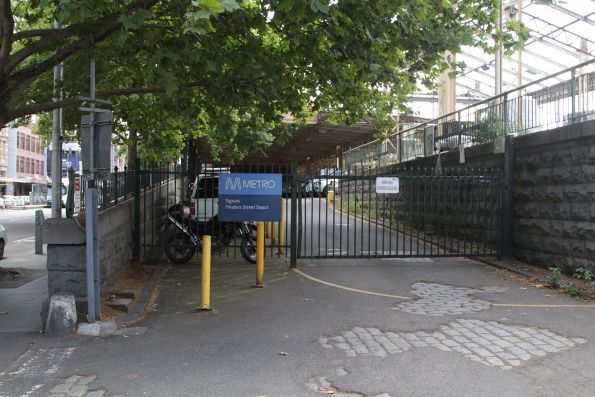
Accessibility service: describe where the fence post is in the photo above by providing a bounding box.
[124,165,128,199]
[502,94,509,134]
[290,160,298,268]
[501,135,514,258]
[114,166,119,204]
[66,167,75,218]
[132,158,141,262]
[571,68,576,121]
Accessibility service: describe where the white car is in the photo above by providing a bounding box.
[0,223,6,259]
[312,169,343,197]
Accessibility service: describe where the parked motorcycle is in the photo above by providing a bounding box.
[164,203,257,264]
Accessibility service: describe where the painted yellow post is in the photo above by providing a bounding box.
[271,221,277,245]
[266,222,272,239]
[200,235,212,310]
[327,190,335,202]
[278,199,286,254]
[255,222,265,287]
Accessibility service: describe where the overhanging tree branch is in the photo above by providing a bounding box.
[7,82,203,121]
[0,0,15,77]
[6,0,160,84]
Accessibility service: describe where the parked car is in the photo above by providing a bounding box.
[311,169,343,197]
[0,223,7,259]
[191,174,220,221]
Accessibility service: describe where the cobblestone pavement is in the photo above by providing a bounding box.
[319,319,588,370]
[0,347,124,397]
[394,282,506,316]
[43,374,123,397]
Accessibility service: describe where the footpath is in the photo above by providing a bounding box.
[1,255,594,397]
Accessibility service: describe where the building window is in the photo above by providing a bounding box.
[16,133,20,149]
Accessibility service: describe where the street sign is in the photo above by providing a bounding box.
[73,176,81,214]
[81,111,112,180]
[218,173,282,221]
[376,177,400,194]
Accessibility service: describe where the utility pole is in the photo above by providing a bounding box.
[80,60,112,322]
[51,21,63,218]
[495,2,503,96]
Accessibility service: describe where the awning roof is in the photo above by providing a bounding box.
[455,0,595,98]
[199,118,378,165]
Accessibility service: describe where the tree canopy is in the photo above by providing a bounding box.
[0,0,528,162]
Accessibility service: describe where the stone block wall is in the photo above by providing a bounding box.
[42,177,182,322]
[338,119,595,271]
[513,120,595,272]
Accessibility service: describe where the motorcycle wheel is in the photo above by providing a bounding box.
[165,231,196,264]
[240,237,257,264]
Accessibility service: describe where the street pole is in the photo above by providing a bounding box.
[51,21,63,218]
[85,60,100,321]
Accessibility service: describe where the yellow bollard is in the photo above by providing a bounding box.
[271,221,277,245]
[255,222,265,288]
[266,222,272,239]
[327,190,335,202]
[278,199,285,254]
[199,235,212,310]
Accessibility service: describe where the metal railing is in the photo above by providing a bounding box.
[344,58,595,169]
[78,164,180,211]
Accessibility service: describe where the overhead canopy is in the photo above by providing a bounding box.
[198,118,377,165]
[456,0,595,98]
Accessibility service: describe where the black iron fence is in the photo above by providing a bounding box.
[78,164,179,211]
[345,58,595,168]
[139,163,294,263]
[296,165,504,259]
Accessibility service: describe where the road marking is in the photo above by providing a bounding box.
[293,268,413,300]
[293,270,595,309]
[14,236,35,243]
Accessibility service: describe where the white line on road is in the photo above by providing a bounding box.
[14,236,35,243]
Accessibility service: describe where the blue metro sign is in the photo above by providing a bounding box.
[218,173,282,222]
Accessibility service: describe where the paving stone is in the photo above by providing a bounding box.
[85,390,106,397]
[77,374,97,385]
[432,343,451,352]
[494,339,513,348]
[485,344,503,353]
[471,347,494,358]
[370,347,388,357]
[51,384,74,394]
[66,385,88,397]
[528,349,547,357]
[65,376,82,384]
[320,316,588,371]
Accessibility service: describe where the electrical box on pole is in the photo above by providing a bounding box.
[81,111,112,180]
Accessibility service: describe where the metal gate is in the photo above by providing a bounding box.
[295,166,504,259]
[136,162,504,265]
[139,163,294,263]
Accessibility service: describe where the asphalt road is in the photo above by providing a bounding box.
[1,202,595,396]
[0,207,54,270]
